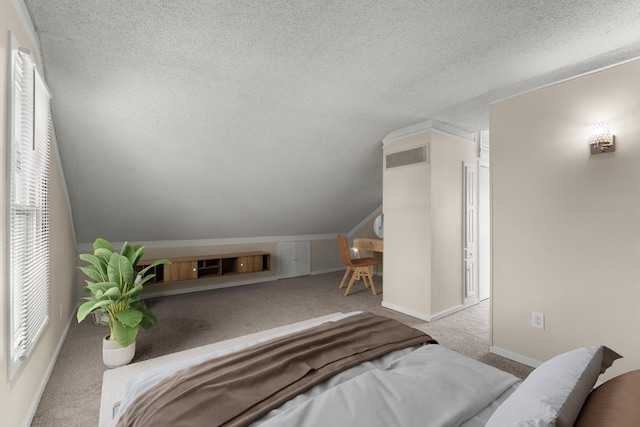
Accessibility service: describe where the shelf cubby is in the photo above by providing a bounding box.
[138,251,270,285]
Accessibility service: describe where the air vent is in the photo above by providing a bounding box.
[385,145,428,169]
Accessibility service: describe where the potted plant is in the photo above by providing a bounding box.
[76,238,170,367]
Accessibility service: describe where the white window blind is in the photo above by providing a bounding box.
[7,36,52,381]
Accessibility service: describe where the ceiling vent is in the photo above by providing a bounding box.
[385,145,428,169]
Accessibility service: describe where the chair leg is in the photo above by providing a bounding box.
[343,267,360,296]
[367,268,377,296]
[339,267,352,289]
[356,268,369,288]
[344,266,379,296]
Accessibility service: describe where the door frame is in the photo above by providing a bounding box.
[462,161,478,305]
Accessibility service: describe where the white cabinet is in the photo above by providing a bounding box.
[278,241,310,279]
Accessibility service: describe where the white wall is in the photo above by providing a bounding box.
[310,238,344,274]
[430,130,478,314]
[478,163,490,301]
[491,58,640,380]
[382,128,477,320]
[1,2,78,425]
[382,132,432,318]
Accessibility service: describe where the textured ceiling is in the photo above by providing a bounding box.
[22,0,640,244]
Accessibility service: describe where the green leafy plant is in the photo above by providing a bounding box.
[76,238,170,347]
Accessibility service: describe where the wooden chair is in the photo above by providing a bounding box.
[337,235,379,296]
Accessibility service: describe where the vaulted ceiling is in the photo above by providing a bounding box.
[22,0,640,244]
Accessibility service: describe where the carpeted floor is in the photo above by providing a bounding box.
[30,271,533,426]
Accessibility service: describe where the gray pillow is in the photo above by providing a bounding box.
[485,346,621,427]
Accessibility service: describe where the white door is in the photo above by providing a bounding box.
[278,241,310,279]
[463,162,478,304]
[293,241,311,276]
[278,242,295,279]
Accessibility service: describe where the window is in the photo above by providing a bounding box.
[7,34,52,380]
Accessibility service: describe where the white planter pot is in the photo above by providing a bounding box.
[92,310,109,326]
[103,335,135,368]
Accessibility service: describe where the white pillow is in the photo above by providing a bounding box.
[486,346,621,427]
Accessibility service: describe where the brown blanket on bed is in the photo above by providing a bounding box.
[115,312,436,427]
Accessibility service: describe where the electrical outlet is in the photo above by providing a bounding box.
[532,312,545,330]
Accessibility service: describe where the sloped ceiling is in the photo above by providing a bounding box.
[22,0,640,244]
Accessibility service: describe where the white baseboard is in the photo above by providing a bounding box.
[429,302,477,322]
[310,267,344,275]
[23,305,78,427]
[311,267,382,277]
[142,276,279,299]
[489,345,542,368]
[381,300,477,322]
[381,301,431,321]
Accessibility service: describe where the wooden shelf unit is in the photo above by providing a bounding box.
[136,251,270,285]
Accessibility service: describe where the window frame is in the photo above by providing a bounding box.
[6,33,52,381]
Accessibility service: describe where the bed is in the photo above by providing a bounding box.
[101,312,636,427]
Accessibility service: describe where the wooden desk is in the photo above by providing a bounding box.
[353,238,383,253]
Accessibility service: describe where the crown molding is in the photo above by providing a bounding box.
[382,119,474,148]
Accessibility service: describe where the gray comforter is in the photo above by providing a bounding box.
[254,344,519,426]
[113,313,519,427]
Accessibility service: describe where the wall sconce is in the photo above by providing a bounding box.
[588,122,615,154]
